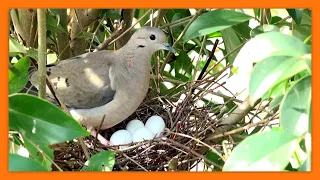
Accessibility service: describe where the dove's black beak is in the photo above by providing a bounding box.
[162,43,176,54]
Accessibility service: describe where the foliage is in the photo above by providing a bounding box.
[8,8,311,171]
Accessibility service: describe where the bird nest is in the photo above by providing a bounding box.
[52,79,228,171]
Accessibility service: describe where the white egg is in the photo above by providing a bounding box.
[109,130,132,148]
[126,119,145,135]
[132,127,155,143]
[145,115,165,137]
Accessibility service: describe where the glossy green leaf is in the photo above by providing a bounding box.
[9,154,48,171]
[232,21,251,39]
[183,10,252,41]
[9,56,30,94]
[268,94,284,111]
[48,9,60,17]
[9,94,90,145]
[82,150,115,171]
[233,32,310,70]
[249,56,309,105]
[250,25,280,38]
[293,11,311,44]
[221,27,241,64]
[262,80,287,101]
[287,9,303,25]
[223,129,300,171]
[280,76,311,137]
[167,9,190,22]
[9,37,27,57]
[171,13,185,33]
[24,137,54,171]
[205,150,224,171]
[271,16,283,24]
[46,13,67,34]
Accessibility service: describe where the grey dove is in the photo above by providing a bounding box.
[30,26,176,145]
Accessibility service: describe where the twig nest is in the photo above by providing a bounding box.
[145,115,165,137]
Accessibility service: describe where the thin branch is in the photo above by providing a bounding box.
[26,136,63,171]
[159,15,193,29]
[108,9,152,46]
[160,9,206,73]
[95,21,124,51]
[164,138,223,170]
[192,39,219,94]
[122,153,148,171]
[207,114,279,141]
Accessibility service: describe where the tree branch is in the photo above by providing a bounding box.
[37,9,47,98]
[115,9,135,49]
[70,9,101,56]
[56,9,71,60]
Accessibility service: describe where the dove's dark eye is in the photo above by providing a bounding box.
[149,34,156,40]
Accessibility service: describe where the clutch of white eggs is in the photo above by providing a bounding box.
[109,115,165,149]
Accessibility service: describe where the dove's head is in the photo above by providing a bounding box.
[127,26,176,54]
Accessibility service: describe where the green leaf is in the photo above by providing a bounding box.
[183,9,252,41]
[101,9,121,19]
[268,94,284,111]
[271,16,283,24]
[233,32,310,69]
[221,27,241,64]
[262,80,287,101]
[9,154,48,171]
[9,37,27,57]
[9,94,90,145]
[253,9,260,18]
[280,76,311,137]
[249,56,309,105]
[174,51,193,81]
[250,24,280,38]
[171,13,185,33]
[292,11,311,44]
[287,9,303,25]
[134,9,150,26]
[82,150,115,171]
[167,9,190,22]
[232,21,251,39]
[46,13,67,34]
[9,56,30,94]
[205,150,224,171]
[23,137,54,171]
[223,129,300,171]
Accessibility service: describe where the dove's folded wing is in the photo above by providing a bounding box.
[30,50,116,109]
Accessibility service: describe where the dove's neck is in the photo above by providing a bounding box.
[117,44,153,74]
[110,46,152,93]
